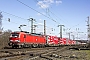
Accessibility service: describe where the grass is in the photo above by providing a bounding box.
[81,50,90,60]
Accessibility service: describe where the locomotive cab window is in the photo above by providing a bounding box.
[11,33,19,37]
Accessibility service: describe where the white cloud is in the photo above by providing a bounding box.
[37,0,62,9]
[44,0,54,3]
[37,0,55,9]
[37,1,49,9]
[56,0,62,5]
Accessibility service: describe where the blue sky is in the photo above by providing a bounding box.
[0,0,90,40]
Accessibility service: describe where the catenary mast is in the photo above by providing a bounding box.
[87,16,90,42]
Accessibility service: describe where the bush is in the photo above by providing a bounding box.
[0,30,11,49]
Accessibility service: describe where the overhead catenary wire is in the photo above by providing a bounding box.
[34,0,78,33]
[34,0,76,36]
[0,10,27,20]
[16,0,59,24]
[1,2,83,38]
[1,0,78,31]
[35,0,70,26]
[49,10,69,25]
[1,0,83,36]
[34,0,62,25]
[33,0,58,30]
[0,10,55,32]
[36,0,82,30]
[2,18,18,24]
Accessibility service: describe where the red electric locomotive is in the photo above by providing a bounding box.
[8,31,46,48]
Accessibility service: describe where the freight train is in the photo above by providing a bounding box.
[8,31,82,48]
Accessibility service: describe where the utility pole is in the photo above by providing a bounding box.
[67,32,73,40]
[87,16,90,41]
[72,35,75,40]
[28,18,35,33]
[68,33,70,40]
[44,20,46,36]
[86,16,90,47]
[58,25,64,38]
[44,20,48,44]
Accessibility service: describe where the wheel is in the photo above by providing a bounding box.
[18,45,21,48]
[12,46,14,48]
[29,45,32,48]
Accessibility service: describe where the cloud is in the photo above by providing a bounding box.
[37,0,62,9]
[44,0,54,3]
[56,0,62,5]
[37,0,54,9]
[37,1,48,9]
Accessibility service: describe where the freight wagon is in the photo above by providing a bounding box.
[58,38,77,45]
[46,35,59,46]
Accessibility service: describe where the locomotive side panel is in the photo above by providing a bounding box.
[25,34,46,44]
[19,33,25,44]
[25,35,34,44]
[37,36,46,44]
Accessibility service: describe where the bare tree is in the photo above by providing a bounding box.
[0,30,12,49]
[0,12,3,31]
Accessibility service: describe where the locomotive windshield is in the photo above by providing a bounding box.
[11,33,19,37]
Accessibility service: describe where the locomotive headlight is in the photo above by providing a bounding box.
[15,40,20,42]
[10,40,13,41]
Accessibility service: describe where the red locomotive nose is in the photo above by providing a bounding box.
[9,32,20,42]
[9,37,20,42]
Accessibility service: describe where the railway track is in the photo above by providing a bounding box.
[0,46,68,60]
[0,44,88,60]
